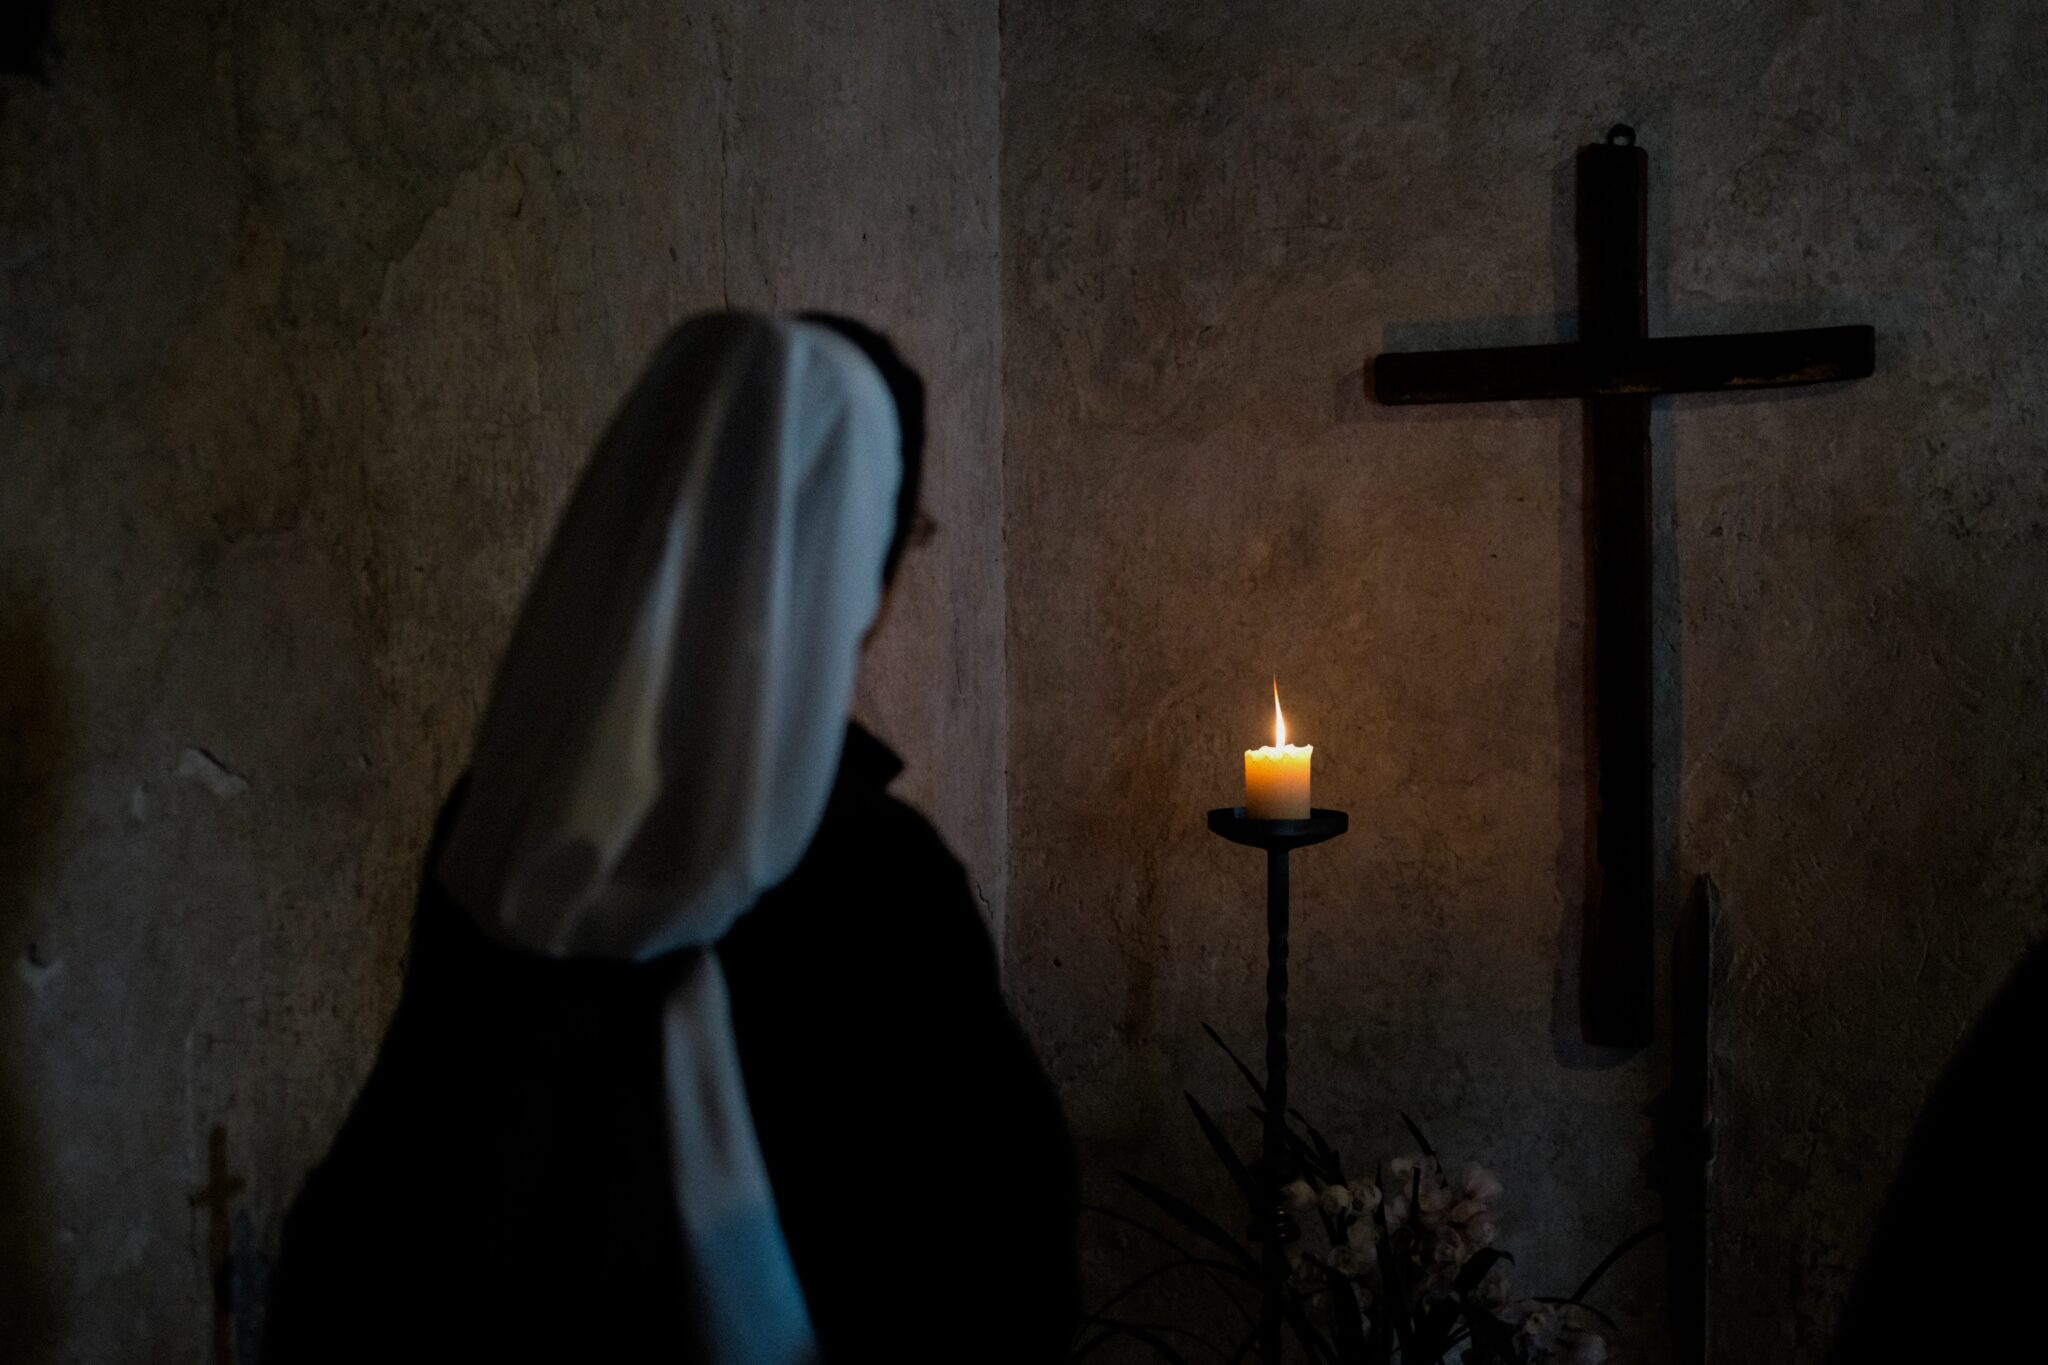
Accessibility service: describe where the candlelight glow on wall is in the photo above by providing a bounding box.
[1244,679,1312,819]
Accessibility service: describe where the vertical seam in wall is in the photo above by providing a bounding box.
[713,0,734,310]
[993,0,1012,979]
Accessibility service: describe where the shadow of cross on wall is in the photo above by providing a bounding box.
[1369,123,1874,1049]
[189,1124,246,1365]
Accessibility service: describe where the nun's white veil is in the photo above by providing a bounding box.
[438,312,902,1364]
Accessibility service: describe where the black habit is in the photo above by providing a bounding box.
[264,724,1079,1363]
[1829,934,2048,1363]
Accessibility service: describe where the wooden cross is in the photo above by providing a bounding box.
[1371,125,1874,1046]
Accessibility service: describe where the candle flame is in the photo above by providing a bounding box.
[1273,678,1287,747]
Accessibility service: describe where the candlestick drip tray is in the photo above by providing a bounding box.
[1206,808,1349,851]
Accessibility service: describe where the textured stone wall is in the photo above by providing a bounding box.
[1000,2,2048,1361]
[0,2,1000,1359]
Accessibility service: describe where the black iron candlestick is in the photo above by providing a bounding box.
[1207,806,1349,1365]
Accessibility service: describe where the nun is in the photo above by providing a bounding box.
[264,313,1079,1363]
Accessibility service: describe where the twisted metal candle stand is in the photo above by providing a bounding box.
[1206,806,1349,1365]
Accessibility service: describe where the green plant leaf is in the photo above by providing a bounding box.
[1247,1106,1339,1184]
[1081,1201,1260,1331]
[1532,1296,1622,1334]
[1074,1315,1204,1364]
[1368,1306,1395,1365]
[1460,1307,1519,1364]
[1454,1247,1514,1297]
[1116,1171,1259,1269]
[1324,1263,1371,1363]
[1398,1110,1437,1159]
[1282,1291,1340,1365]
[1081,1201,1205,1264]
[1186,1092,1260,1205]
[1092,1256,1266,1322]
[1203,1023,1268,1102]
[1568,1222,1662,1304]
[1372,1196,1416,1360]
[1290,1107,1345,1184]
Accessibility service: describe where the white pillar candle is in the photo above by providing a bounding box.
[1244,680,1311,819]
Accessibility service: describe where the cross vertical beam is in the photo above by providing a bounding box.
[1579,134,1655,1045]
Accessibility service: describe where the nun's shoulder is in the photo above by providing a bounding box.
[774,789,991,970]
[837,789,989,933]
[729,782,994,969]
[834,790,1000,987]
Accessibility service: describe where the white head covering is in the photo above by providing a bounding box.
[438,312,901,1364]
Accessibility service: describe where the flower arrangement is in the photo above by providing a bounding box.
[1079,1028,1655,1364]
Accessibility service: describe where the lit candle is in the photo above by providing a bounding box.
[1244,680,1311,819]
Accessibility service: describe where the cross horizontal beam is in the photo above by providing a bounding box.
[1373,323,1874,405]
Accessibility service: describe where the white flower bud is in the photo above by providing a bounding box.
[1329,1243,1372,1279]
[1516,1306,1561,1352]
[1457,1163,1503,1203]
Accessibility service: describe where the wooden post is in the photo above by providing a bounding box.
[1668,876,1718,1364]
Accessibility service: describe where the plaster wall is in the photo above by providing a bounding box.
[1000,3,2048,1361]
[0,3,1002,1359]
